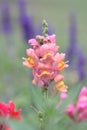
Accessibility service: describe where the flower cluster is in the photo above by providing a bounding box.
[23,33,68,92]
[66,86,87,122]
[0,101,22,130]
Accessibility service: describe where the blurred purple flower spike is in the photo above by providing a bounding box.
[18,0,27,13]
[66,11,86,81]
[1,1,12,34]
[19,15,35,42]
[18,0,35,42]
[76,47,86,81]
[66,11,77,65]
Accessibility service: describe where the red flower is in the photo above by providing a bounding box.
[0,102,9,117]
[8,101,22,120]
[0,101,22,120]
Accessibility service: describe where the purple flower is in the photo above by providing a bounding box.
[1,2,12,34]
[66,12,77,64]
[76,47,86,81]
[20,15,35,42]
[17,0,35,42]
[17,0,27,13]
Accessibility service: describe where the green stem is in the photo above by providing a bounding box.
[38,86,49,130]
[42,87,48,104]
[42,20,48,37]
[38,111,44,130]
[40,119,43,130]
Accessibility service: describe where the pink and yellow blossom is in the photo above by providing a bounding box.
[23,34,68,92]
[23,49,38,68]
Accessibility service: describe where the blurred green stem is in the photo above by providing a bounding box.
[42,20,48,37]
[38,111,44,130]
[42,87,48,97]
[40,119,44,130]
[38,87,48,130]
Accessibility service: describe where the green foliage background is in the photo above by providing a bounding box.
[0,0,87,129]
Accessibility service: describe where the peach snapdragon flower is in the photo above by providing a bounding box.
[23,33,68,93]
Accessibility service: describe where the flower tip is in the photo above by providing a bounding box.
[60,92,68,100]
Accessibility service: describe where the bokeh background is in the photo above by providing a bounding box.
[0,0,87,104]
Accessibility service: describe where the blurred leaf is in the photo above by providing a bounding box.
[70,121,87,130]
[9,120,35,130]
[52,84,82,124]
[30,86,46,110]
[60,84,82,111]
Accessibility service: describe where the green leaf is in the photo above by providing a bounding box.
[9,120,35,130]
[70,121,87,130]
[60,84,82,112]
